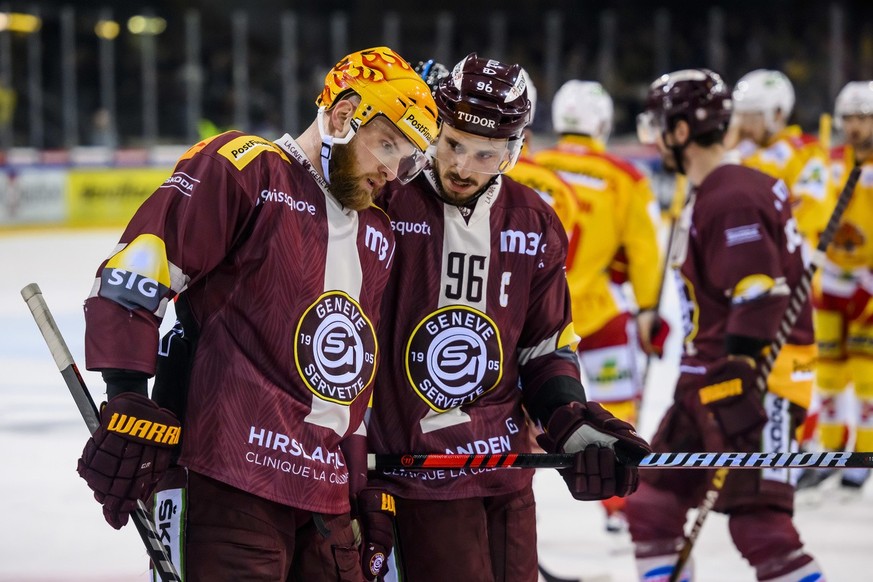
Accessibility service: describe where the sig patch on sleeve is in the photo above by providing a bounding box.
[217,135,280,170]
[99,234,172,313]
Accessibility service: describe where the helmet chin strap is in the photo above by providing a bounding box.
[317,106,357,185]
[662,129,689,175]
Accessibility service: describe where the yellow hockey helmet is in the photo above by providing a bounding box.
[317,46,439,153]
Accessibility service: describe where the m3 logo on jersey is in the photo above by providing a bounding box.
[295,291,377,405]
[365,225,392,262]
[405,306,503,412]
[99,234,172,313]
[500,230,543,256]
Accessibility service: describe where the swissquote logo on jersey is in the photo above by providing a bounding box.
[99,234,172,313]
[405,306,503,413]
[295,291,377,405]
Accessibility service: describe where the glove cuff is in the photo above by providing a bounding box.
[102,392,181,447]
[357,488,396,517]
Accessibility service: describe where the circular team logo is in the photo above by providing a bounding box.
[406,305,503,412]
[295,291,377,405]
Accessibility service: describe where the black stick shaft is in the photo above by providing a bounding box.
[21,283,182,582]
[369,450,873,471]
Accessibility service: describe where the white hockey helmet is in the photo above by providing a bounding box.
[732,69,795,133]
[834,81,873,128]
[551,80,614,141]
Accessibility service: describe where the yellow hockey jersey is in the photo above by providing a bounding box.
[738,125,834,244]
[824,145,873,274]
[507,150,578,235]
[533,135,661,338]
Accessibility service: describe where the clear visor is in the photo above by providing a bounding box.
[636,111,663,145]
[357,115,430,184]
[432,128,523,175]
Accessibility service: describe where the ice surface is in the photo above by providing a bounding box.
[1,230,869,581]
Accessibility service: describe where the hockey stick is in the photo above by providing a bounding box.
[537,562,588,582]
[668,163,863,582]
[20,283,182,582]
[641,174,687,391]
[368,450,873,471]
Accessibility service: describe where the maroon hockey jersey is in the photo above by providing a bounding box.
[84,131,395,513]
[672,163,814,367]
[368,169,580,500]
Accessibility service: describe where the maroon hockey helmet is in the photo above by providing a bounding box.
[637,68,733,144]
[434,53,532,140]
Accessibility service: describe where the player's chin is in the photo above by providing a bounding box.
[347,184,378,211]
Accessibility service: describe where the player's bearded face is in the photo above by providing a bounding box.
[735,111,768,145]
[432,126,512,204]
[433,158,491,205]
[329,141,381,211]
[843,115,873,150]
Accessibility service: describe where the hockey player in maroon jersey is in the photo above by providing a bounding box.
[76,47,439,581]
[365,53,652,582]
[627,69,824,581]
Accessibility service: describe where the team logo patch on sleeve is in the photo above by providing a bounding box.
[99,234,172,312]
[218,135,281,170]
[405,306,503,412]
[295,291,377,405]
[731,274,786,304]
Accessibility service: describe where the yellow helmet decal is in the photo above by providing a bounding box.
[317,47,439,152]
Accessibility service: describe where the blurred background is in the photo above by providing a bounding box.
[0,0,872,225]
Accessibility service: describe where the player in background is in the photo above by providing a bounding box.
[800,81,873,494]
[627,69,824,582]
[366,54,651,582]
[505,70,580,239]
[414,63,580,233]
[76,47,439,581]
[730,68,834,247]
[533,80,667,532]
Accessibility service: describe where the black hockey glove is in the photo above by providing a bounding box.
[537,401,651,501]
[77,392,181,529]
[356,488,395,581]
[699,355,767,451]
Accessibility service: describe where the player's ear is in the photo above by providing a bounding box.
[674,119,690,143]
[327,96,360,138]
